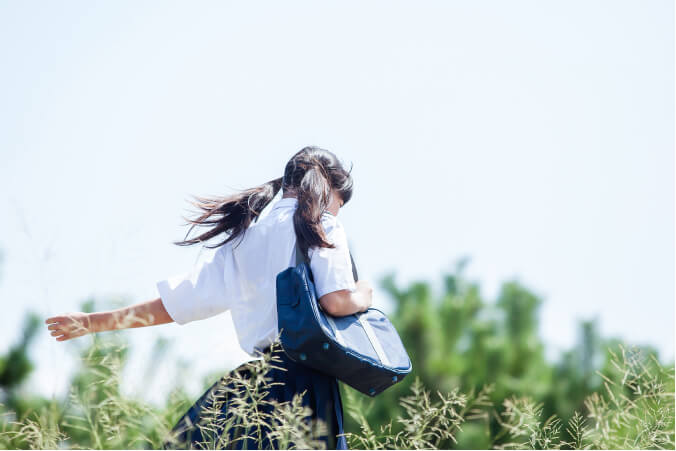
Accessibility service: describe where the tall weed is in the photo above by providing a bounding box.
[0,341,673,449]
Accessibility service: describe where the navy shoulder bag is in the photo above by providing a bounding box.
[276,241,412,397]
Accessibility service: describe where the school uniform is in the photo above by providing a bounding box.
[156,197,355,449]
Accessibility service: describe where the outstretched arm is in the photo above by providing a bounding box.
[45,297,174,342]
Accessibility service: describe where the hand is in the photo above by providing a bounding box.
[45,312,93,342]
[355,280,373,312]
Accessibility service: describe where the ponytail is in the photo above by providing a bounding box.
[293,158,336,261]
[173,176,283,249]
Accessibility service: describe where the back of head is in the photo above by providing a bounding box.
[282,146,354,259]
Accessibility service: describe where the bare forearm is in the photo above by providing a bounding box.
[46,297,174,341]
[335,291,368,316]
[90,297,173,333]
[321,288,370,317]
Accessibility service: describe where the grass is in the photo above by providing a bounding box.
[0,340,673,450]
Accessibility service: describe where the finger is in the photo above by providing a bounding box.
[50,330,63,337]
[45,317,63,325]
[48,324,60,331]
[56,334,70,342]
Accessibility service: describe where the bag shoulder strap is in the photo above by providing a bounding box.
[295,240,359,282]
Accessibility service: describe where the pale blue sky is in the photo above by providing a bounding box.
[1,0,673,404]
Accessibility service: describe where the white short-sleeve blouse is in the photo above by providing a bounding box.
[155,197,357,357]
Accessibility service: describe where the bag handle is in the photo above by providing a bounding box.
[295,240,359,282]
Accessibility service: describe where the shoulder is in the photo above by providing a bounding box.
[314,214,350,252]
[319,211,347,236]
[211,240,234,260]
[320,210,337,226]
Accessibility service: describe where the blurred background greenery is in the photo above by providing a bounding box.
[1,251,673,449]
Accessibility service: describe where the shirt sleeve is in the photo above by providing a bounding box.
[309,214,357,299]
[156,244,233,325]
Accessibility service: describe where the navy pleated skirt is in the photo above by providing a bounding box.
[165,344,348,450]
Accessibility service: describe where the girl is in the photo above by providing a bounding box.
[45,146,373,449]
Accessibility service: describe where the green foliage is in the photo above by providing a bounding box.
[342,376,496,449]
[0,313,41,390]
[341,342,674,450]
[0,339,333,450]
[0,327,673,450]
[0,257,673,449]
[0,312,44,421]
[346,258,675,449]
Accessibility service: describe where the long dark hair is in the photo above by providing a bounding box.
[173,146,354,260]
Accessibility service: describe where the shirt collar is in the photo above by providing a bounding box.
[271,197,298,210]
[271,197,337,218]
